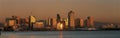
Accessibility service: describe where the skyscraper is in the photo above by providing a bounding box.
[52,18,57,29]
[75,18,80,28]
[86,16,94,28]
[57,14,61,23]
[47,18,53,27]
[63,18,68,29]
[28,16,36,30]
[80,18,84,28]
[68,10,75,29]
[75,18,84,28]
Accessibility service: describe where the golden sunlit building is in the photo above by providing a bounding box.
[30,16,36,23]
[80,18,84,27]
[63,18,68,29]
[57,22,64,30]
[33,20,46,31]
[29,16,36,30]
[33,22,44,28]
[6,17,17,27]
[8,20,16,26]
[52,18,57,29]
[68,10,75,29]
[5,16,21,31]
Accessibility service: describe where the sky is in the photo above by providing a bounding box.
[0,0,120,24]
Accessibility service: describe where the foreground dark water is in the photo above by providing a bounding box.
[0,31,120,38]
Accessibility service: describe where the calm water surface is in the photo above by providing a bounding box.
[0,31,120,38]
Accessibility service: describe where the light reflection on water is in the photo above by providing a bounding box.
[10,34,15,38]
[0,31,120,38]
[59,31,63,38]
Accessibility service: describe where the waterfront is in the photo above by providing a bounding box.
[0,31,120,38]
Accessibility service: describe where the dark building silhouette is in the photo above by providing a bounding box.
[75,18,80,28]
[57,14,61,23]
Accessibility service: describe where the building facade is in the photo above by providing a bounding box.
[87,16,94,28]
[68,11,75,29]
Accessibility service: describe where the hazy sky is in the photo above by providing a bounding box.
[0,0,120,23]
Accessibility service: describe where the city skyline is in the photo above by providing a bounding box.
[0,0,120,24]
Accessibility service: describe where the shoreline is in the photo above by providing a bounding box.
[1,30,120,32]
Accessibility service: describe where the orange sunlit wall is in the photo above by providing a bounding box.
[52,18,57,29]
[9,20,16,26]
[80,18,84,27]
[87,16,94,27]
[68,11,75,29]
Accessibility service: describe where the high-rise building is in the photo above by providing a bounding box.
[86,16,94,28]
[29,16,36,23]
[75,18,84,28]
[63,18,68,29]
[80,18,84,28]
[68,10,75,29]
[75,18,80,28]
[47,18,53,27]
[52,18,57,29]
[28,16,36,30]
[57,14,61,23]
